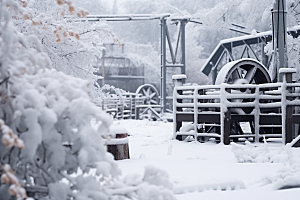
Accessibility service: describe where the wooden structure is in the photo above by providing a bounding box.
[173,70,300,146]
[93,43,146,93]
[102,92,144,119]
[101,92,162,120]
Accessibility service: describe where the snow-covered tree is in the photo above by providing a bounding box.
[10,0,118,81]
[0,1,175,199]
[184,23,210,85]
[71,0,110,15]
[0,1,118,199]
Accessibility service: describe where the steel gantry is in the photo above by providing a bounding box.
[78,14,195,112]
[76,14,252,112]
[160,16,190,112]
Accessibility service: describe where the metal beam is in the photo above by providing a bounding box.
[160,17,167,113]
[180,20,187,76]
[272,0,288,82]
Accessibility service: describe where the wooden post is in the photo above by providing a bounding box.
[223,88,231,145]
[172,74,187,140]
[279,68,297,144]
[106,127,130,160]
[172,74,187,87]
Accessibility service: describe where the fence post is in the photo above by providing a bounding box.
[254,86,260,143]
[172,74,187,140]
[220,84,231,145]
[224,87,231,145]
[279,68,297,144]
[172,74,187,87]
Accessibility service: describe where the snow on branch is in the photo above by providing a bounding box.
[1,164,27,200]
[0,119,24,149]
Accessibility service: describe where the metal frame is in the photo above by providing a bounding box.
[160,17,189,112]
[77,14,261,112]
[202,0,300,85]
[272,0,288,82]
[201,32,273,84]
[80,14,188,112]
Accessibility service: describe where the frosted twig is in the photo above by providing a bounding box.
[1,164,28,200]
[0,119,24,149]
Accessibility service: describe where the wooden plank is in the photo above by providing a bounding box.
[286,106,293,143]
[223,110,231,145]
[259,115,282,125]
[292,114,300,124]
[231,114,254,122]
[176,113,194,121]
[198,113,220,123]
[176,113,220,124]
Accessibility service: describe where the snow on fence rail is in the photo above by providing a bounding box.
[173,73,300,145]
[101,93,162,120]
[101,92,144,119]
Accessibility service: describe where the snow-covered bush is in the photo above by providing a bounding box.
[97,84,126,105]
[0,1,118,199]
[259,144,300,190]
[271,161,300,190]
[116,165,175,200]
[0,1,176,200]
[231,141,272,163]
[231,141,300,190]
[231,141,290,163]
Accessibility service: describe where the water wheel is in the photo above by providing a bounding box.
[215,58,272,141]
[135,84,159,105]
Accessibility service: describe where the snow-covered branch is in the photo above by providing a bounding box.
[1,164,27,200]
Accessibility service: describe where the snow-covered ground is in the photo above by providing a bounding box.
[112,119,300,200]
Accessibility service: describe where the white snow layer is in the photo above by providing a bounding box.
[111,120,300,200]
[172,74,187,80]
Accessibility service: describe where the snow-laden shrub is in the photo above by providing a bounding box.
[0,1,176,200]
[0,1,118,199]
[97,84,126,106]
[231,140,291,163]
[260,144,300,190]
[271,163,300,190]
[113,165,175,200]
[231,141,272,163]
[231,141,300,190]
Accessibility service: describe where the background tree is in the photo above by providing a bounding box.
[11,0,118,81]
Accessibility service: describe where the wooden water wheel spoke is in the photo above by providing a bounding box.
[136,84,159,105]
[244,66,257,83]
[231,68,243,83]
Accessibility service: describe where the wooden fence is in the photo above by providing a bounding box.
[173,70,300,145]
